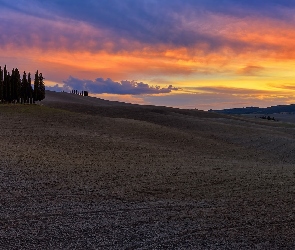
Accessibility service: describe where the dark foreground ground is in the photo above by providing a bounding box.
[0,91,294,249]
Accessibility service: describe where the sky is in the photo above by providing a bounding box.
[1,0,295,110]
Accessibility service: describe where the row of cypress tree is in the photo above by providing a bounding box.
[0,65,45,104]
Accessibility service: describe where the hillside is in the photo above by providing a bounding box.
[1,91,294,249]
[211,104,295,115]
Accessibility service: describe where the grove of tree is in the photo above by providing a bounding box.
[0,65,45,104]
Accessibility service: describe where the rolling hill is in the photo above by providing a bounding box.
[1,91,294,249]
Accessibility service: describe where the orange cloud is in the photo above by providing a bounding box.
[237,65,265,76]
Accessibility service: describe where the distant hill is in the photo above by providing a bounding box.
[42,90,225,119]
[210,104,295,115]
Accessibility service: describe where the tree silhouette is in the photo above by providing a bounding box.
[21,71,28,103]
[4,65,8,101]
[0,66,3,102]
[33,71,45,102]
[38,73,45,101]
[33,70,39,102]
[0,65,45,104]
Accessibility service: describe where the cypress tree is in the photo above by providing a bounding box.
[38,73,45,101]
[0,65,45,103]
[3,65,7,102]
[33,70,39,102]
[15,68,21,103]
[11,68,16,103]
[0,66,3,102]
[7,72,12,102]
[21,71,28,103]
[28,73,33,104]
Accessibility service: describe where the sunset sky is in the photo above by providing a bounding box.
[1,0,295,110]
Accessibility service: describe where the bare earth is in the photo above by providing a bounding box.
[0,91,294,249]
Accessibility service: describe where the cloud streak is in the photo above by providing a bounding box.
[237,65,265,76]
[186,86,292,96]
[1,0,293,55]
[51,76,180,95]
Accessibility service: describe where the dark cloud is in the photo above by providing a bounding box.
[23,0,295,26]
[56,76,179,95]
[1,0,293,53]
[46,84,70,93]
[0,10,112,52]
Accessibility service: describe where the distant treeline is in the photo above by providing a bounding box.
[210,104,295,115]
[0,65,45,104]
[259,115,277,121]
[71,89,88,96]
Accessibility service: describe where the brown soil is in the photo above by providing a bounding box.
[0,91,294,249]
